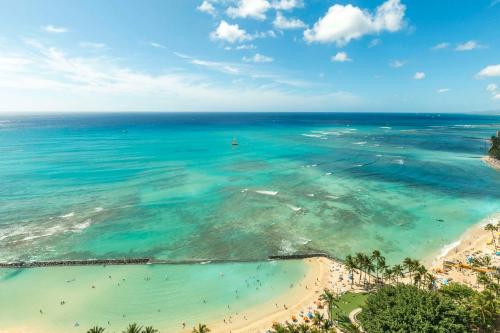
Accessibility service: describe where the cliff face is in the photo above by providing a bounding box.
[489,135,500,160]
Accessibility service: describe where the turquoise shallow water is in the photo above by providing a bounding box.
[0,113,499,263]
[0,112,499,331]
[0,260,306,332]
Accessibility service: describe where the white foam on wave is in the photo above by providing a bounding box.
[353,141,367,145]
[255,190,278,196]
[279,240,296,255]
[375,154,383,157]
[395,159,405,165]
[326,195,339,200]
[60,212,75,219]
[301,134,324,138]
[380,126,392,129]
[94,207,104,212]
[306,193,315,197]
[325,172,332,176]
[73,219,92,231]
[286,204,302,212]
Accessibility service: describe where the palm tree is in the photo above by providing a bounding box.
[312,312,325,327]
[392,264,404,283]
[322,319,334,331]
[470,290,497,331]
[425,273,437,290]
[371,250,386,283]
[383,266,393,283]
[123,324,142,333]
[354,252,365,284]
[87,327,105,333]
[484,223,498,251]
[142,327,158,333]
[344,255,357,287]
[365,258,375,285]
[192,324,210,333]
[319,289,338,321]
[413,265,427,288]
[403,257,414,281]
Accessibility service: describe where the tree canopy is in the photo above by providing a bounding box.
[358,284,469,333]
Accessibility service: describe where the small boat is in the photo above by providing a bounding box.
[231,138,239,146]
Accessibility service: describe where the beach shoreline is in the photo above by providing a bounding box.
[428,212,499,288]
[482,156,500,171]
[207,256,356,333]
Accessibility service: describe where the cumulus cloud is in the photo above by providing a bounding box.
[304,0,406,46]
[431,42,449,50]
[437,88,450,93]
[486,83,497,92]
[210,21,251,43]
[477,64,500,78]
[413,72,425,80]
[197,0,216,16]
[43,25,68,33]
[272,0,303,10]
[227,0,271,20]
[486,84,500,100]
[389,59,405,68]
[455,40,484,51]
[331,52,352,62]
[273,12,306,29]
[243,53,274,63]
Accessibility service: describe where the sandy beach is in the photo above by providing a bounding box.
[430,212,500,289]
[482,156,500,171]
[207,256,359,333]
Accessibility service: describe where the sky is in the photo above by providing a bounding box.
[0,0,499,113]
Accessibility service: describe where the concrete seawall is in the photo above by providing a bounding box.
[0,252,342,268]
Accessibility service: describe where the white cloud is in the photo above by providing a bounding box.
[485,84,500,100]
[304,0,406,46]
[477,64,500,78]
[243,53,274,63]
[431,42,449,50]
[80,42,106,49]
[227,0,271,20]
[43,25,68,33]
[0,43,361,112]
[197,1,216,16]
[210,21,251,43]
[389,59,405,68]
[236,44,257,50]
[252,30,278,39]
[486,83,497,92]
[149,42,166,49]
[413,72,425,80]
[331,52,352,62]
[273,12,306,29]
[272,0,304,10]
[455,40,483,51]
[368,38,381,48]
[437,88,450,93]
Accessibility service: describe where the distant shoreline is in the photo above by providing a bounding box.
[483,156,500,171]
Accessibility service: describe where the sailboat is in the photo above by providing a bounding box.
[231,138,239,146]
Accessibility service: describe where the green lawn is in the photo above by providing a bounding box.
[331,292,369,321]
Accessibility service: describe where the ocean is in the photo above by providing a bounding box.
[0,112,499,331]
